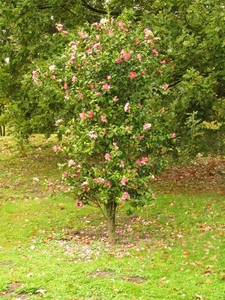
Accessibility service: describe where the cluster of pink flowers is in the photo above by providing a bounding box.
[93,177,111,187]
[32,70,41,84]
[136,156,149,167]
[53,145,62,152]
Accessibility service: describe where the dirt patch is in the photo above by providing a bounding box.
[0,282,29,299]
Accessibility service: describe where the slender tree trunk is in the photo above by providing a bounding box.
[105,200,117,244]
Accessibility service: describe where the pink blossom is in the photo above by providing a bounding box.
[86,48,92,54]
[55,119,63,126]
[160,60,166,64]
[53,145,62,152]
[158,69,163,74]
[124,102,130,113]
[171,133,176,139]
[89,131,98,139]
[51,75,56,80]
[113,96,119,102]
[152,49,159,56]
[129,71,137,79]
[162,84,169,90]
[88,110,94,118]
[113,142,119,150]
[56,24,63,32]
[120,161,125,168]
[105,153,111,161]
[143,123,152,130]
[68,159,75,167]
[101,115,107,122]
[116,57,122,64]
[62,30,68,35]
[107,75,111,80]
[76,199,84,207]
[89,83,95,89]
[100,18,109,25]
[136,157,149,167]
[120,192,130,202]
[103,83,110,91]
[62,172,68,179]
[137,53,142,62]
[95,91,102,96]
[104,181,111,187]
[64,82,68,89]
[72,76,77,82]
[49,65,56,72]
[125,126,130,132]
[141,70,146,75]
[121,177,128,186]
[78,30,88,39]
[79,112,87,120]
[139,135,145,140]
[144,28,153,37]
[121,50,131,61]
[94,177,105,184]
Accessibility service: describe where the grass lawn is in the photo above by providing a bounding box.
[0,135,225,299]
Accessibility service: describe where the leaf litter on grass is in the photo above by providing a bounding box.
[1,136,225,299]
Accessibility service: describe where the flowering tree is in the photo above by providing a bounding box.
[35,13,175,243]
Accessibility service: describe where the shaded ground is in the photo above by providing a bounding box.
[152,156,225,195]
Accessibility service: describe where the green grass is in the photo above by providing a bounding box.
[0,135,225,299]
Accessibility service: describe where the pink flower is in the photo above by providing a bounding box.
[137,53,142,62]
[79,112,87,120]
[86,48,92,54]
[76,199,84,207]
[62,172,68,179]
[113,142,119,150]
[104,181,111,187]
[68,159,75,167]
[121,177,128,186]
[105,153,111,161]
[120,161,125,168]
[171,133,176,139]
[49,65,56,72]
[89,83,95,89]
[113,96,119,102]
[103,83,110,91]
[55,119,63,126]
[100,18,109,24]
[64,82,68,89]
[53,145,62,152]
[89,131,98,140]
[162,84,169,90]
[120,192,130,202]
[56,24,63,32]
[125,126,130,132]
[129,72,137,79]
[124,102,130,113]
[142,70,146,75]
[72,76,77,82]
[139,135,145,140]
[158,69,163,74]
[101,115,107,122]
[78,30,88,39]
[116,57,122,64]
[107,75,111,80]
[88,110,94,118]
[152,49,159,56]
[121,50,131,61]
[95,92,102,96]
[144,28,153,37]
[136,157,149,167]
[160,60,166,64]
[143,123,152,130]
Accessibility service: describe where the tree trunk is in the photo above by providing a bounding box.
[105,200,117,244]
